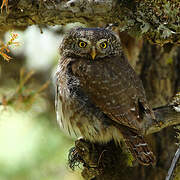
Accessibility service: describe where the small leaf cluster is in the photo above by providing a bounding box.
[0,32,20,61]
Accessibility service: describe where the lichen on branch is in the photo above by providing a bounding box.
[0,0,180,45]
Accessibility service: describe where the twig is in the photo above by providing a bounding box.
[166,146,180,180]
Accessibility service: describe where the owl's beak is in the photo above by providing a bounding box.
[90,47,96,60]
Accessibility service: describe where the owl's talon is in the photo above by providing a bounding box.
[68,139,94,171]
[98,149,108,166]
[68,146,85,170]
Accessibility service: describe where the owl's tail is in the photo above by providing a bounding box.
[120,128,156,166]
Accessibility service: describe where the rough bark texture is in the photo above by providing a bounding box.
[0,0,180,45]
[1,0,180,180]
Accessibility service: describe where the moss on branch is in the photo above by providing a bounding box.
[0,0,180,45]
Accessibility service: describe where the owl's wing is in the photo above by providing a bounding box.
[71,55,155,131]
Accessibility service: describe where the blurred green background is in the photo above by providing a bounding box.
[0,25,83,180]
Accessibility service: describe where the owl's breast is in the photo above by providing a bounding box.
[70,56,153,131]
[71,58,113,85]
[56,81,119,142]
[56,61,122,142]
[71,57,126,96]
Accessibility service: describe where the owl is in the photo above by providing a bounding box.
[55,27,156,166]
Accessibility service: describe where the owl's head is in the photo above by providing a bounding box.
[59,27,122,60]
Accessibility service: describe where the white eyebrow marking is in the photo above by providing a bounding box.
[97,39,108,44]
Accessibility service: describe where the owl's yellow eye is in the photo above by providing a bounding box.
[100,42,108,49]
[78,41,87,48]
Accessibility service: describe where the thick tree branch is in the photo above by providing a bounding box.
[0,0,180,45]
[145,104,180,135]
[145,92,180,135]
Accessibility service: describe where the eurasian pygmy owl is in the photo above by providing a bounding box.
[55,27,156,165]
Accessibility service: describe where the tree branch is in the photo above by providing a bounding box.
[0,0,180,45]
[166,146,180,180]
[145,104,180,135]
[145,92,180,135]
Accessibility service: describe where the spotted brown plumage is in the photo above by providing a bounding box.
[56,27,156,165]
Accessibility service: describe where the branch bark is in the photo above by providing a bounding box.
[0,0,180,45]
[145,103,180,135]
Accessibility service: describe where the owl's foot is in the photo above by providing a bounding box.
[68,139,103,179]
[68,146,83,170]
[68,140,134,179]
